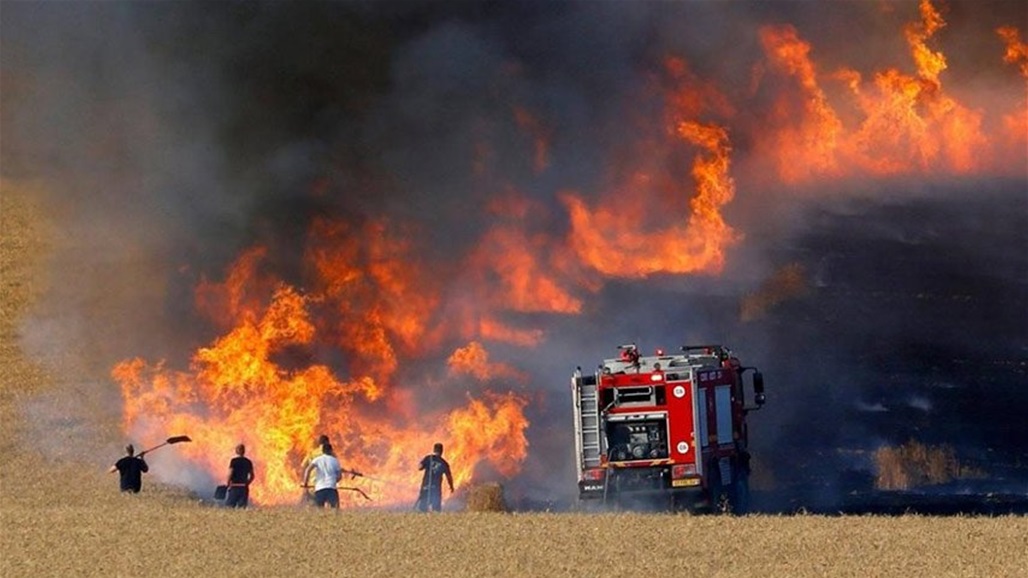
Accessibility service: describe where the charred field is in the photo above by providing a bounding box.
[737,181,1028,517]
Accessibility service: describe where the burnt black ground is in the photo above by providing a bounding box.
[514,178,1028,515]
[749,180,1028,513]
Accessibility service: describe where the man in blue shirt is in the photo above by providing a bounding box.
[416,442,453,512]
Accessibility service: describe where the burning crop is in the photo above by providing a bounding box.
[112,222,531,506]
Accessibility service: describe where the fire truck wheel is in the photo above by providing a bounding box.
[574,498,605,513]
[715,491,732,514]
[670,492,686,512]
[729,475,751,515]
[703,460,730,515]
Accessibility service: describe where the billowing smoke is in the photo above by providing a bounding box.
[2,1,1025,509]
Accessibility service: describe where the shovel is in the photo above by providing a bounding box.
[138,435,192,457]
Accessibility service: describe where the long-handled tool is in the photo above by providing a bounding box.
[301,484,372,501]
[138,435,192,457]
[341,468,386,484]
[339,486,372,501]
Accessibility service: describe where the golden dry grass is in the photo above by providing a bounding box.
[2,184,1028,577]
[875,440,985,491]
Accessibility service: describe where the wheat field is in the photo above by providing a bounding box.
[2,188,1027,578]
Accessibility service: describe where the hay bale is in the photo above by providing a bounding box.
[463,482,508,512]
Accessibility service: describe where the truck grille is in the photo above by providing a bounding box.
[606,418,668,462]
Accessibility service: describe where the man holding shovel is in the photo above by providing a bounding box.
[108,444,148,493]
[107,435,190,494]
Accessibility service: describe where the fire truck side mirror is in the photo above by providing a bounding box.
[753,371,766,406]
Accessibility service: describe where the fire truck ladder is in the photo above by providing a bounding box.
[575,372,603,471]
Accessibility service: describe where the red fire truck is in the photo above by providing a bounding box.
[572,344,765,513]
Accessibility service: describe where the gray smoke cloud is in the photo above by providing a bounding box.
[3,1,1025,509]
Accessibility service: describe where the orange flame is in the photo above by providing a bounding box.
[997,26,1028,150]
[758,24,844,182]
[847,0,987,174]
[448,341,524,382]
[113,222,530,507]
[194,246,273,329]
[757,0,991,180]
[477,317,545,348]
[454,191,582,349]
[998,26,1028,77]
[306,217,440,382]
[906,0,948,86]
[445,392,530,485]
[562,58,739,278]
[470,224,582,314]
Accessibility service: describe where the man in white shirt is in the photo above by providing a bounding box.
[302,442,342,508]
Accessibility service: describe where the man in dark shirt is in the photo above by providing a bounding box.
[416,442,454,512]
[225,443,255,508]
[108,444,148,493]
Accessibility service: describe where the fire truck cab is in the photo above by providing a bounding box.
[572,344,765,513]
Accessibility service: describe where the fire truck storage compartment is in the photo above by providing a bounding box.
[600,385,666,407]
[605,416,669,461]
